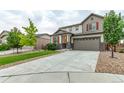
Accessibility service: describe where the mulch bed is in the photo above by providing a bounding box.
[95,51,124,75]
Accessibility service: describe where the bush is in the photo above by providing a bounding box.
[46,43,57,50]
[0,43,10,51]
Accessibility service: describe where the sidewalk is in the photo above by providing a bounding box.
[0,47,33,56]
[0,72,124,83]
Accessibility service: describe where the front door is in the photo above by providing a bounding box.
[62,34,67,44]
[62,34,67,48]
[62,43,66,48]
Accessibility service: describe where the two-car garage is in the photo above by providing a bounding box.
[73,37,100,51]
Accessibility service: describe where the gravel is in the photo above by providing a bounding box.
[95,51,124,75]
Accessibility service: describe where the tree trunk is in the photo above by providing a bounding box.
[114,45,116,52]
[111,46,114,58]
[13,48,14,54]
[17,47,18,54]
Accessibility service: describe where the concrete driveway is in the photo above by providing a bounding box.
[0,50,124,83]
[0,51,99,77]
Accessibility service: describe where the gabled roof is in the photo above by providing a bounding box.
[52,13,104,35]
[81,13,104,24]
[0,30,9,38]
[0,30,9,35]
[36,33,50,38]
[53,29,73,35]
[59,23,81,29]
[58,13,104,30]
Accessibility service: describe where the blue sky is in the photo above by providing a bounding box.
[0,10,124,34]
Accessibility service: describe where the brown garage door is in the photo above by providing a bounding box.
[73,37,100,51]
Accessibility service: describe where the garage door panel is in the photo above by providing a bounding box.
[73,37,100,51]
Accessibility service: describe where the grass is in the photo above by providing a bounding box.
[0,50,59,66]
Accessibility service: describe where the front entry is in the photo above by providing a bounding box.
[62,43,66,48]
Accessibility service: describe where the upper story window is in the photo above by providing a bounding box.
[75,26,79,31]
[92,22,96,31]
[86,22,99,32]
[69,27,72,31]
[91,17,94,20]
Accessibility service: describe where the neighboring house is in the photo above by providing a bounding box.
[51,13,105,51]
[35,33,50,50]
[0,31,9,44]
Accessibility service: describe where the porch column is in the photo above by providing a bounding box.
[66,34,72,49]
[59,35,62,44]
[67,34,69,42]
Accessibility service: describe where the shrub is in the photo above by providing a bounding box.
[46,43,57,50]
[0,43,10,51]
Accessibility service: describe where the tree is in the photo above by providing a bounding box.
[7,27,22,53]
[20,18,38,47]
[103,10,124,58]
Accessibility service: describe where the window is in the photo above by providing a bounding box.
[53,36,57,44]
[92,22,96,31]
[86,21,100,32]
[69,27,72,31]
[86,24,88,31]
[58,36,59,44]
[75,26,79,31]
[91,17,94,20]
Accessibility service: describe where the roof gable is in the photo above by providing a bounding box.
[53,30,73,35]
[81,13,104,24]
[57,13,104,30]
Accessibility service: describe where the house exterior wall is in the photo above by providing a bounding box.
[0,31,8,44]
[35,35,50,50]
[39,35,50,39]
[51,33,72,49]
[51,14,105,50]
[60,24,82,34]
[82,15,103,34]
[35,38,50,49]
[71,34,104,43]
[1,36,7,44]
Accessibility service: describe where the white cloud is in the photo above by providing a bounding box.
[1,10,122,35]
[56,10,81,26]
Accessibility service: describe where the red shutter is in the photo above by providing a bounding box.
[86,24,88,31]
[96,22,99,30]
[58,36,59,44]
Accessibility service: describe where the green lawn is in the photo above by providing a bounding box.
[0,50,59,66]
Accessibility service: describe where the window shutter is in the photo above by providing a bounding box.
[86,24,88,31]
[96,22,99,30]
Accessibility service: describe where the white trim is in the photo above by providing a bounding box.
[72,34,103,42]
[67,35,69,42]
[59,35,62,44]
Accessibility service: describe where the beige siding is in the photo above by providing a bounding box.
[72,34,103,43]
[35,35,50,49]
[35,38,50,49]
[60,24,82,34]
[82,15,103,34]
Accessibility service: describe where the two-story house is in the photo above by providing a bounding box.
[50,13,105,51]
